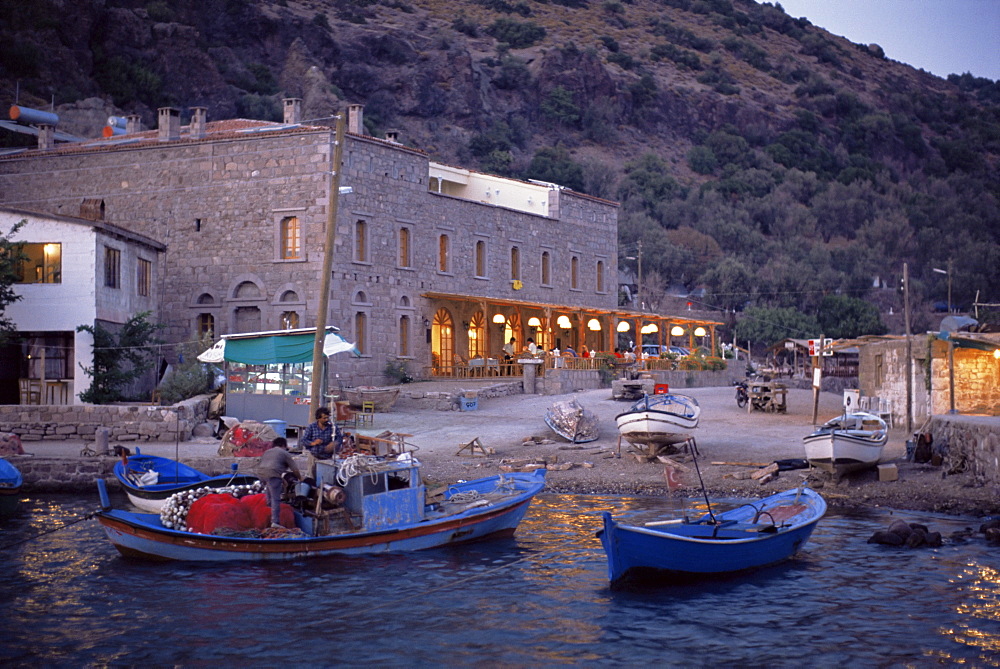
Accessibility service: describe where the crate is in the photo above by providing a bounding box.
[877,463,898,482]
[654,383,670,395]
[460,398,478,411]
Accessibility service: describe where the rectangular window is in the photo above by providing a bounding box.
[197,313,215,337]
[355,219,368,263]
[104,247,121,289]
[399,227,411,268]
[280,216,301,260]
[438,234,449,273]
[137,258,151,297]
[14,242,61,284]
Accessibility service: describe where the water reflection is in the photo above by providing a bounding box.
[1,493,998,666]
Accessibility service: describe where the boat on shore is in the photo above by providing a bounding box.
[615,393,700,449]
[598,487,826,587]
[544,399,599,443]
[0,458,23,518]
[341,385,401,411]
[803,412,888,477]
[114,450,259,513]
[96,455,546,562]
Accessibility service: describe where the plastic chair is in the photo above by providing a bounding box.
[877,397,893,429]
[358,401,375,427]
[335,400,357,429]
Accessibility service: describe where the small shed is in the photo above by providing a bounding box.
[766,338,858,380]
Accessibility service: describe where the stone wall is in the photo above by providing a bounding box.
[928,414,1000,486]
[0,396,211,443]
[12,454,248,492]
[396,381,524,410]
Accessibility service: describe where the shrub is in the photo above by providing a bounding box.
[485,18,546,49]
[385,360,414,384]
[157,334,217,404]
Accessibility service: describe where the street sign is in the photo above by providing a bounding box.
[808,338,834,356]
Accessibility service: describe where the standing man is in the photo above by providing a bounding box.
[299,406,339,459]
[258,437,301,528]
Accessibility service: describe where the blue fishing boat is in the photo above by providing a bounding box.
[96,457,546,562]
[598,487,826,587]
[0,458,23,518]
[114,449,259,513]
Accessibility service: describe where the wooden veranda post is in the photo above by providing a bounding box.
[309,114,346,412]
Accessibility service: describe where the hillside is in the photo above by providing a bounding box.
[2,0,998,337]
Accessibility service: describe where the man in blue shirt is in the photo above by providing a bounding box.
[299,407,340,459]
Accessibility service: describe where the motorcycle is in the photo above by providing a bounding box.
[733,379,749,408]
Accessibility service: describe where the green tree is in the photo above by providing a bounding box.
[524,146,585,192]
[816,294,888,338]
[77,311,162,404]
[541,86,581,127]
[156,333,217,404]
[0,220,27,338]
[734,306,819,348]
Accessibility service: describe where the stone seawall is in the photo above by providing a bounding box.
[12,455,253,493]
[0,396,212,443]
[928,415,1000,486]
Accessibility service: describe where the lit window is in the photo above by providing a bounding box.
[280,216,301,260]
[14,242,61,284]
[137,258,152,296]
[104,247,120,289]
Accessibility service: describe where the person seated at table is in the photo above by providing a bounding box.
[524,338,538,356]
[580,345,590,358]
[563,346,578,357]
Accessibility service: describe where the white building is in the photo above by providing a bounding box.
[1,206,164,404]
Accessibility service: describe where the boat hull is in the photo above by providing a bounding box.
[803,413,887,476]
[598,488,826,587]
[0,459,23,518]
[114,454,259,513]
[342,386,400,411]
[615,394,700,446]
[96,470,545,562]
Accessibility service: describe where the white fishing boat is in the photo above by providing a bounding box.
[615,393,700,448]
[803,412,888,476]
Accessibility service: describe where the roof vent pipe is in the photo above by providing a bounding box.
[37,123,54,150]
[283,98,302,125]
[126,114,142,134]
[348,104,363,134]
[157,107,180,141]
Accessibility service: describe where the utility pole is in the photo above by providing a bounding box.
[626,241,643,311]
[903,262,912,434]
[309,114,346,412]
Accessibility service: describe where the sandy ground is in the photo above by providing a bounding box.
[360,383,999,518]
[22,382,998,517]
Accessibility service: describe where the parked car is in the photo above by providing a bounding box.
[641,345,690,357]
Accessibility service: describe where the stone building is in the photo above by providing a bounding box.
[0,206,164,404]
[0,101,720,391]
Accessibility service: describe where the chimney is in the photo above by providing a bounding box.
[157,107,180,141]
[384,129,400,143]
[126,114,142,134]
[190,107,207,139]
[283,98,302,125]
[348,103,364,134]
[37,124,54,150]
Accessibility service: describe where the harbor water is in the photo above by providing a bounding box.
[1,491,998,667]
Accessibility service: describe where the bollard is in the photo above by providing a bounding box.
[96,427,111,455]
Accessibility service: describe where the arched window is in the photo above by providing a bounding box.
[280,216,301,259]
[355,219,368,263]
[399,315,410,356]
[398,227,411,268]
[510,246,520,281]
[571,256,579,289]
[541,251,551,286]
[596,260,605,292]
[475,240,486,277]
[438,234,450,272]
[234,281,260,299]
[468,311,486,358]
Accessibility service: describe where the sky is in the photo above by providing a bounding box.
[775,0,1000,81]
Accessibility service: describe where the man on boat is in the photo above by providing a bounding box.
[299,406,340,459]
[258,437,301,528]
